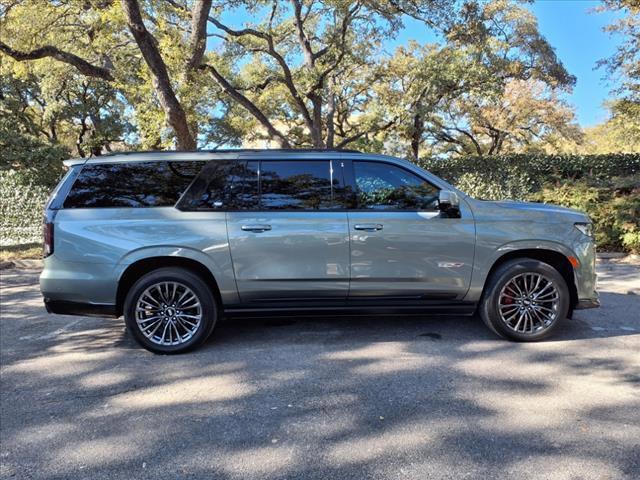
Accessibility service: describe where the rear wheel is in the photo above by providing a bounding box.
[479,258,570,341]
[124,267,218,354]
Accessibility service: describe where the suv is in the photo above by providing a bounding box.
[40,149,599,353]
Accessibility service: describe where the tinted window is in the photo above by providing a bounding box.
[260,161,337,210]
[64,161,203,208]
[186,160,259,210]
[354,161,439,211]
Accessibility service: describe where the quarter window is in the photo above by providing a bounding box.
[353,161,439,211]
[63,161,203,208]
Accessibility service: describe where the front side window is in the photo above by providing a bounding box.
[63,161,203,208]
[353,161,439,211]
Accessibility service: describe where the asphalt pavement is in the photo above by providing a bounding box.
[1,262,639,479]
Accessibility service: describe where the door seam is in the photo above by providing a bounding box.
[224,211,242,302]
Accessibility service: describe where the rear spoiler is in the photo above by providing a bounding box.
[63,158,87,167]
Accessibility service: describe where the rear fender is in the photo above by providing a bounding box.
[114,246,239,304]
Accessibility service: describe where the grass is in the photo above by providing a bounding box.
[0,243,42,262]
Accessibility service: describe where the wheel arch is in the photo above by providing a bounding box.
[116,256,223,317]
[483,248,578,312]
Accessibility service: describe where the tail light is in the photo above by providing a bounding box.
[43,215,54,258]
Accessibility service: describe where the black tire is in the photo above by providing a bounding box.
[479,258,570,342]
[123,267,218,354]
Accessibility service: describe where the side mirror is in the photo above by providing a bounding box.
[438,190,461,218]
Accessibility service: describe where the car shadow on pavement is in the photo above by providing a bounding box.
[1,279,639,479]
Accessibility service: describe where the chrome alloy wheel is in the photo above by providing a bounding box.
[135,281,202,346]
[498,273,560,335]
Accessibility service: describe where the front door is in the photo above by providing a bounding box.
[347,160,475,301]
[226,159,350,303]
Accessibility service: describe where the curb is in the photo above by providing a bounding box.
[0,259,43,270]
[597,253,640,265]
[596,252,628,259]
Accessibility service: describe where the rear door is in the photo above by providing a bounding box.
[225,158,350,303]
[346,159,475,301]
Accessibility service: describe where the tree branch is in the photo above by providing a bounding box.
[0,42,114,80]
[291,0,315,67]
[452,126,483,156]
[336,119,396,148]
[200,63,291,148]
[208,16,316,142]
[310,3,360,94]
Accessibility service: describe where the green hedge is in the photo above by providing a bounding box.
[0,124,67,246]
[419,154,640,253]
[0,170,51,246]
[419,153,640,188]
[0,120,67,189]
[530,177,640,253]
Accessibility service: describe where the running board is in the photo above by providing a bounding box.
[224,302,477,317]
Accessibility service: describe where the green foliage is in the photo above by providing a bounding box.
[529,177,640,253]
[0,170,50,247]
[0,120,66,246]
[0,117,67,187]
[598,0,639,106]
[419,153,640,253]
[453,171,536,200]
[420,153,640,193]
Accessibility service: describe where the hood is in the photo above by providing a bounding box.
[493,200,583,215]
[471,199,590,223]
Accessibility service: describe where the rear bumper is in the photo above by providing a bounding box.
[40,256,118,305]
[44,299,117,317]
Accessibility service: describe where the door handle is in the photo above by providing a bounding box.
[354,223,383,231]
[241,224,272,233]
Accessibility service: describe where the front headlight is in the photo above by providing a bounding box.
[575,222,593,238]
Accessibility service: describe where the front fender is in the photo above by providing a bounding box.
[492,239,577,264]
[465,239,578,303]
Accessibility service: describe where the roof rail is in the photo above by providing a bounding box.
[99,148,362,156]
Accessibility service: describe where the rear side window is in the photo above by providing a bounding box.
[185,160,259,210]
[260,161,334,210]
[63,161,203,208]
[179,159,346,211]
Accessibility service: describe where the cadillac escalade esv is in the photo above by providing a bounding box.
[40,149,599,353]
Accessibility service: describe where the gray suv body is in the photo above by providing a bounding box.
[40,149,599,353]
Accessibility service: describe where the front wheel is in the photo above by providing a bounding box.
[479,258,570,341]
[124,267,218,354]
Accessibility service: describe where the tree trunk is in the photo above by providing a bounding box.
[410,113,424,160]
[186,0,212,72]
[326,91,336,149]
[310,93,325,148]
[77,118,89,158]
[121,0,196,150]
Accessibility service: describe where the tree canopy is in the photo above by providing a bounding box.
[592,0,640,151]
[0,0,636,157]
